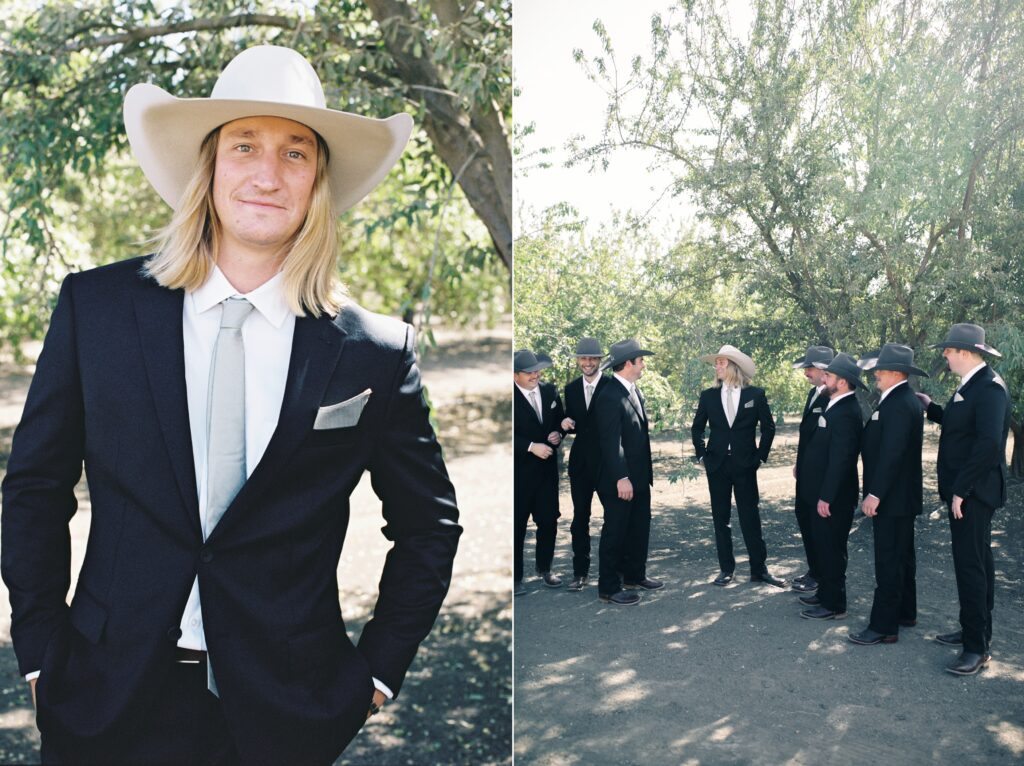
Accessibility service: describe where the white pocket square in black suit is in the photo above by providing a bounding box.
[314,388,372,430]
[744,400,754,409]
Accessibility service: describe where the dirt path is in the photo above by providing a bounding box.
[514,425,1024,766]
[0,323,512,766]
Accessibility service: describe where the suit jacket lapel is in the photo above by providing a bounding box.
[208,312,345,543]
[132,285,201,538]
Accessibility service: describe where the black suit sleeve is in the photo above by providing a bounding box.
[953,383,1009,500]
[819,408,861,505]
[551,388,567,439]
[1,276,83,676]
[690,392,709,462]
[562,383,577,433]
[756,390,776,464]
[926,400,944,424]
[865,400,912,500]
[364,325,462,697]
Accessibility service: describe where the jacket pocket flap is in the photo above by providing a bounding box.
[69,592,108,645]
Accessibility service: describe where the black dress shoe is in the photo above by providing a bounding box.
[712,571,734,586]
[800,606,847,620]
[537,571,562,588]
[945,652,990,676]
[624,577,664,590]
[791,578,818,593]
[750,572,786,588]
[798,594,820,606]
[598,591,641,605]
[567,576,588,592]
[935,630,963,646]
[899,618,917,627]
[793,572,812,585]
[848,628,898,645]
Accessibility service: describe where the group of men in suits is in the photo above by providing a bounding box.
[516,322,1011,676]
[514,339,663,605]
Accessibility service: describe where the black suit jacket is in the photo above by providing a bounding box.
[860,383,924,516]
[690,386,775,472]
[925,365,1011,509]
[592,378,653,495]
[563,375,610,483]
[797,393,862,509]
[513,382,564,495]
[795,386,829,486]
[0,257,461,765]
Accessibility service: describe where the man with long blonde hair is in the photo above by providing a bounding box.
[2,45,461,765]
[691,345,784,588]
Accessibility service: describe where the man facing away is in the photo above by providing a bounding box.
[789,345,834,595]
[796,353,864,621]
[849,344,927,646]
[592,339,663,605]
[1,45,461,765]
[691,345,784,589]
[560,337,610,592]
[917,323,1010,676]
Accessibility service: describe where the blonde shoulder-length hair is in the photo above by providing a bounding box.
[713,359,751,389]
[143,127,345,317]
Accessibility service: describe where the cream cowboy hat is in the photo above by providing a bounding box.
[123,45,413,214]
[700,345,756,380]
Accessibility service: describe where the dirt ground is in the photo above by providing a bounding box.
[514,424,1024,766]
[0,322,512,766]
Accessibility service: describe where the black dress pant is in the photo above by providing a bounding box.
[809,502,855,612]
[41,661,240,765]
[868,515,917,635]
[568,471,597,577]
[793,495,819,581]
[514,474,559,581]
[706,457,768,576]
[597,487,651,595]
[949,497,995,654]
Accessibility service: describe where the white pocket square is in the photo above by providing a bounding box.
[744,400,754,409]
[314,388,372,430]
[549,400,556,409]
[953,392,965,403]
[818,415,827,428]
[811,407,822,413]
[871,411,880,420]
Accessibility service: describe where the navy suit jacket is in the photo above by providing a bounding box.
[592,378,653,495]
[797,393,862,510]
[690,386,775,472]
[513,382,564,503]
[563,375,610,483]
[860,383,924,516]
[1,257,461,764]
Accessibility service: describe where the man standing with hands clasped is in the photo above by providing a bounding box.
[917,323,1011,676]
[1,45,461,765]
[592,339,663,605]
[561,338,610,592]
[849,344,927,646]
[514,349,569,594]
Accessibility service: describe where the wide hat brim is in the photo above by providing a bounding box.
[929,339,1002,358]
[123,84,413,214]
[872,362,929,377]
[600,349,654,371]
[701,347,756,379]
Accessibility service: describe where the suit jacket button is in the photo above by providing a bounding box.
[199,548,214,563]
[166,626,182,643]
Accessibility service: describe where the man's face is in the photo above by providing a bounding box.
[622,356,646,382]
[943,347,977,376]
[823,371,847,397]
[873,368,903,392]
[213,115,318,256]
[714,357,729,381]
[803,367,824,386]
[577,356,601,377]
[514,370,540,390]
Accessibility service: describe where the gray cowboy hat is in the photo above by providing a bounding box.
[870,343,929,377]
[792,345,835,370]
[600,339,655,371]
[857,350,880,370]
[575,337,605,357]
[536,353,553,366]
[700,344,756,380]
[930,323,1002,358]
[814,352,868,390]
[514,349,551,373]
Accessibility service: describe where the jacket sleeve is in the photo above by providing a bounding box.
[551,388,567,439]
[690,392,709,462]
[562,384,577,433]
[756,390,776,464]
[363,325,462,697]
[596,393,629,482]
[819,407,861,504]
[1,275,83,676]
[952,383,1010,501]
[926,400,944,424]
[865,399,912,501]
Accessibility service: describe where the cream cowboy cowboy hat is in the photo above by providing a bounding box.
[123,45,413,214]
[700,345,756,380]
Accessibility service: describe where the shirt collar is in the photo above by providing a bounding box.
[960,362,987,388]
[878,379,907,403]
[515,382,540,399]
[826,390,856,410]
[191,266,292,329]
[613,373,633,394]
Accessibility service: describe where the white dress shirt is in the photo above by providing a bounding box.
[826,390,856,411]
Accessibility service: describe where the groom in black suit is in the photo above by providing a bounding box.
[592,339,663,605]
[691,345,783,588]
[849,344,927,646]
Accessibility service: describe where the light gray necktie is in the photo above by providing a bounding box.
[629,386,643,419]
[204,296,253,694]
[529,389,543,422]
[725,387,737,426]
[585,383,594,409]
